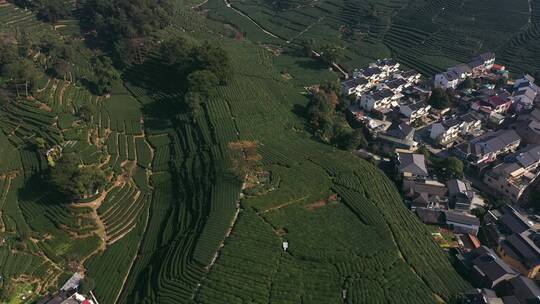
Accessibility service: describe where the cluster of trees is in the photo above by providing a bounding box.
[419,146,464,180]
[81,0,175,65]
[0,39,39,98]
[228,140,262,181]
[13,0,70,23]
[50,153,107,199]
[159,37,230,118]
[299,39,345,66]
[306,81,366,150]
[428,88,455,109]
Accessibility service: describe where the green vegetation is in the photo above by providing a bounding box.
[0,0,477,302]
[428,88,454,109]
[50,153,108,199]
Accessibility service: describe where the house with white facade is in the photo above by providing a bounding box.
[430,117,466,147]
[373,58,400,74]
[341,77,370,96]
[399,101,431,122]
[395,69,422,85]
[434,71,461,89]
[360,89,397,112]
[468,52,496,75]
[454,129,521,164]
[484,145,540,202]
[377,78,407,93]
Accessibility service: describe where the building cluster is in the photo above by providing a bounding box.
[343,53,540,205]
[397,151,481,236]
[342,53,540,302]
[455,206,540,303]
[37,273,97,304]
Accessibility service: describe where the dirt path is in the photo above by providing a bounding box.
[113,194,151,304]
[222,0,283,40]
[258,195,308,214]
[0,177,12,232]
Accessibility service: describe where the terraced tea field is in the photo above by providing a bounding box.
[202,0,540,74]
[0,0,472,303]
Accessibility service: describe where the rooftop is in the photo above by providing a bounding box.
[398,153,428,176]
[445,211,480,226]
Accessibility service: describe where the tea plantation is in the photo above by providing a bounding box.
[0,0,474,303]
[202,0,540,75]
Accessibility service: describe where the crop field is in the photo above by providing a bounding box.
[0,1,473,303]
[202,0,540,75]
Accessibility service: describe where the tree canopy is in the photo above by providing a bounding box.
[50,154,108,199]
[306,83,366,150]
[428,88,453,109]
[320,43,345,65]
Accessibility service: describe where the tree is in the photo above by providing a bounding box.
[187,70,219,97]
[50,57,71,78]
[160,37,192,67]
[228,140,261,180]
[445,156,464,179]
[458,77,474,90]
[77,105,93,123]
[0,279,14,302]
[192,42,231,83]
[299,38,315,57]
[50,154,107,199]
[91,55,120,95]
[428,88,451,109]
[333,124,366,150]
[320,43,344,65]
[79,277,95,294]
[0,89,10,107]
[307,92,335,141]
[1,58,39,93]
[184,91,203,119]
[36,0,70,23]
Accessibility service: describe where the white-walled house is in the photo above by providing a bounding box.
[400,101,431,122]
[468,52,496,74]
[514,87,537,112]
[434,71,460,89]
[377,78,407,93]
[341,77,370,96]
[484,145,540,202]
[447,64,472,80]
[395,70,422,85]
[373,58,400,74]
[360,89,396,112]
[430,117,465,146]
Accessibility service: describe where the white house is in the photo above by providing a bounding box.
[395,70,422,85]
[514,87,537,112]
[434,71,460,89]
[447,64,472,80]
[468,52,496,74]
[484,145,540,202]
[429,117,465,146]
[400,101,431,122]
[373,58,400,74]
[360,89,396,112]
[341,77,370,96]
[377,78,407,93]
[360,66,386,82]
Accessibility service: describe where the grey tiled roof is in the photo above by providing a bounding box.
[398,153,428,176]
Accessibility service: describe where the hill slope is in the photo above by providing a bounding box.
[0,1,470,303]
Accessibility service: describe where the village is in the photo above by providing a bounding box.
[342,53,540,303]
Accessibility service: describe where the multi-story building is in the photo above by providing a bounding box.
[454,129,521,164]
[399,100,431,122]
[483,145,540,202]
[360,89,397,112]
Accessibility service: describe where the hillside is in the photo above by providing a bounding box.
[0,0,469,303]
[202,0,540,75]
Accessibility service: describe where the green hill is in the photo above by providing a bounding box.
[0,1,471,303]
